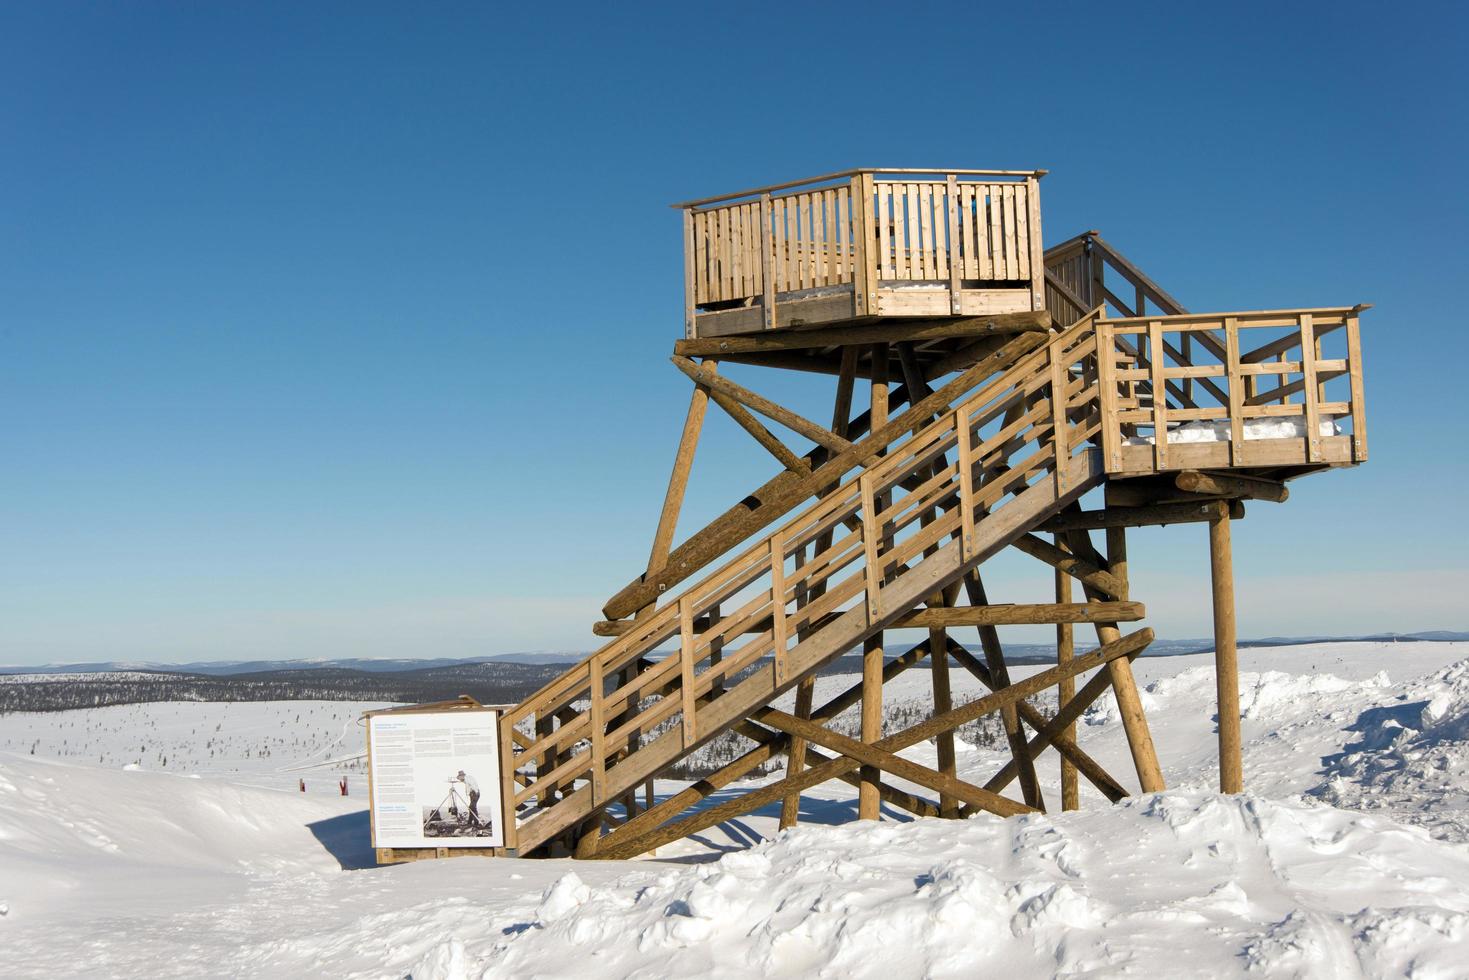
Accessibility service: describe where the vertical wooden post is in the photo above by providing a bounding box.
[946,174,962,314]
[1025,175,1045,312]
[760,193,776,330]
[929,621,957,816]
[1054,534,1078,810]
[781,350,859,829]
[1346,311,1368,462]
[683,208,697,338]
[859,343,889,821]
[963,570,1044,809]
[497,711,519,854]
[1210,512,1243,794]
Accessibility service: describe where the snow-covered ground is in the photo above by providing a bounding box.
[2,641,1468,978]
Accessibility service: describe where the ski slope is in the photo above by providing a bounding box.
[1,642,1467,978]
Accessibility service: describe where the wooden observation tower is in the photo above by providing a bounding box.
[495,168,1369,859]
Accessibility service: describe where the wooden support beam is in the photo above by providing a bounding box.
[707,389,809,473]
[672,355,853,453]
[962,570,1044,810]
[594,629,1152,860]
[1039,499,1242,533]
[753,707,1031,818]
[782,348,860,829]
[595,637,935,856]
[1054,533,1078,811]
[646,364,713,575]
[735,721,940,819]
[975,648,1127,803]
[1010,533,1128,600]
[1210,511,1243,794]
[603,333,1046,619]
[592,601,1146,637]
[1062,526,1166,794]
[938,641,1123,801]
[1175,471,1289,503]
[859,343,889,821]
[672,309,1050,358]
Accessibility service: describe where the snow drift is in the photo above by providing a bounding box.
[475,793,1469,979]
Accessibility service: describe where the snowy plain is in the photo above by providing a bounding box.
[2,641,1468,978]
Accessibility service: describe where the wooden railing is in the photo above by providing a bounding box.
[504,311,1106,850]
[1043,231,1187,327]
[680,168,1047,333]
[1096,307,1369,473]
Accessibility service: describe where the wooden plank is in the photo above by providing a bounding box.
[1148,319,1167,470]
[770,532,788,686]
[1346,312,1368,461]
[588,655,606,804]
[683,210,697,337]
[956,406,976,559]
[1002,184,1019,278]
[877,181,892,280]
[679,595,697,749]
[1050,349,1068,496]
[1298,314,1322,462]
[859,474,880,621]
[1224,317,1244,464]
[858,174,879,315]
[760,193,775,330]
[772,196,788,294]
[1025,176,1045,311]
[947,175,962,312]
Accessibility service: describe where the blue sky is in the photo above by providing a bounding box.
[2,2,1465,665]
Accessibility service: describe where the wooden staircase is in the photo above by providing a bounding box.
[498,267,1369,857]
[502,311,1136,855]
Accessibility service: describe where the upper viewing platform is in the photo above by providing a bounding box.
[677,168,1047,339]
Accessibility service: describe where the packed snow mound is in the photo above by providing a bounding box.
[1124,416,1341,446]
[475,793,1469,979]
[1312,659,1469,841]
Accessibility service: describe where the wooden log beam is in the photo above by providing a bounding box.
[602,333,1046,619]
[1176,470,1289,503]
[1054,534,1078,811]
[594,629,1153,860]
[733,721,943,819]
[1063,526,1166,794]
[672,355,853,453]
[706,388,809,473]
[672,309,1051,357]
[1010,533,1128,600]
[979,651,1129,801]
[941,641,1128,803]
[783,348,861,829]
[752,707,1032,818]
[961,570,1043,810]
[593,601,1145,637]
[1039,499,1242,533]
[594,638,935,855]
[1210,512,1243,794]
